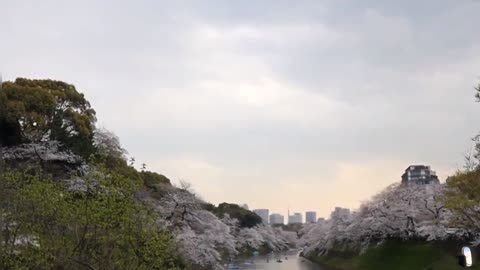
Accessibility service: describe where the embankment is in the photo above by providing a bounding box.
[304,239,480,270]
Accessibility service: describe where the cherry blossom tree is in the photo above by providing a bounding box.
[145,184,298,269]
[301,183,467,258]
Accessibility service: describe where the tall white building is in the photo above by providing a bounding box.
[305,211,317,223]
[269,213,284,225]
[253,209,269,224]
[288,212,303,224]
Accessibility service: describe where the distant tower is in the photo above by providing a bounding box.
[287,208,290,224]
[306,211,317,223]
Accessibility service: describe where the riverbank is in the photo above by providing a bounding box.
[304,239,480,270]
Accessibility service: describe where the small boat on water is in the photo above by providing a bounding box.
[276,259,283,263]
[243,259,254,265]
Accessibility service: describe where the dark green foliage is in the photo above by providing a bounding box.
[0,89,21,146]
[201,202,217,212]
[92,157,172,193]
[237,242,273,257]
[206,203,262,228]
[141,171,171,190]
[443,170,480,230]
[0,117,21,146]
[0,166,184,270]
[0,78,96,157]
[92,154,144,186]
[257,242,274,255]
[306,239,480,270]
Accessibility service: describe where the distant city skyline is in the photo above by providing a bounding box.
[240,165,443,219]
[269,213,284,225]
[306,211,317,223]
[251,208,322,224]
[288,212,303,224]
[2,1,479,218]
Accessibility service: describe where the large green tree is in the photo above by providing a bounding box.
[0,78,96,157]
[443,79,480,231]
[0,77,186,269]
[443,170,480,232]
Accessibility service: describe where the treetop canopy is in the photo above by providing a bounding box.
[0,78,96,157]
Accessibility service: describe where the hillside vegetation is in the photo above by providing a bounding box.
[307,239,480,270]
[0,78,297,270]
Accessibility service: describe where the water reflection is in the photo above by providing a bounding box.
[229,251,324,270]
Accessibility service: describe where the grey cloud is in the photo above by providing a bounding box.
[1,0,480,216]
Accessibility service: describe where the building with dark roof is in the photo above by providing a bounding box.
[253,209,269,224]
[401,165,439,185]
[305,211,317,223]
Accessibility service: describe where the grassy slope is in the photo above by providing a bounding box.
[307,239,480,270]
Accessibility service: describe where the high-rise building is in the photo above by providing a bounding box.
[305,211,317,223]
[269,213,284,225]
[253,209,269,224]
[401,165,439,185]
[331,207,351,219]
[288,212,303,224]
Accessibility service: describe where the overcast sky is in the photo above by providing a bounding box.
[2,0,480,218]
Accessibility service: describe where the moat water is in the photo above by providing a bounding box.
[227,250,326,270]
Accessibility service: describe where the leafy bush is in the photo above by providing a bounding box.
[141,171,171,190]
